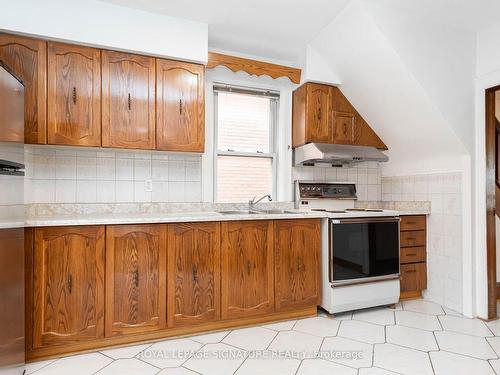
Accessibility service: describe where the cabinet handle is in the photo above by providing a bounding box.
[317,107,321,121]
[67,274,73,294]
[406,237,416,241]
[297,257,302,271]
[128,93,132,111]
[405,270,416,273]
[179,99,183,115]
[192,266,198,282]
[406,253,417,257]
[406,221,416,225]
[247,261,251,276]
[133,269,139,287]
[72,87,77,104]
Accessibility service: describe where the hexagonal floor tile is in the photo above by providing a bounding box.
[402,299,444,315]
[386,325,438,351]
[234,358,301,375]
[490,359,500,374]
[137,338,202,368]
[189,330,230,344]
[35,352,113,375]
[95,358,158,375]
[435,331,497,360]
[438,315,493,337]
[184,343,247,375]
[293,316,340,337]
[430,351,495,375]
[333,311,353,321]
[320,336,373,368]
[338,320,385,344]
[261,319,296,331]
[358,367,399,375]
[296,358,356,375]
[222,326,277,351]
[267,330,323,359]
[374,343,433,375]
[157,368,200,375]
[395,310,442,331]
[100,343,151,359]
[487,336,500,356]
[353,307,395,326]
[487,320,500,336]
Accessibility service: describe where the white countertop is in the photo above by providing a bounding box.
[22,208,430,227]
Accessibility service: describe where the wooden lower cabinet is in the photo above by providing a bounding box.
[32,226,105,349]
[221,220,275,319]
[167,222,221,327]
[27,219,321,360]
[400,263,427,292]
[105,225,167,336]
[274,219,321,312]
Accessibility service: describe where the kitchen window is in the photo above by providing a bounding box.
[213,85,279,203]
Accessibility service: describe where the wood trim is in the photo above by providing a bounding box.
[399,291,422,301]
[207,52,301,84]
[27,306,317,361]
[486,86,500,320]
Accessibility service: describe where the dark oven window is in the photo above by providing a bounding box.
[331,221,399,282]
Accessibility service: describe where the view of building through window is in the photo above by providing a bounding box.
[214,88,278,203]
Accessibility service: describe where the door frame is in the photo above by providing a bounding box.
[486,85,500,319]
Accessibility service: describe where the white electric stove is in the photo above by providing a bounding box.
[295,181,401,314]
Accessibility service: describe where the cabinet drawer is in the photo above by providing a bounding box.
[401,247,426,264]
[400,216,426,231]
[400,230,426,247]
[400,263,427,292]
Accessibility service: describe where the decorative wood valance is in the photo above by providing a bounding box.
[207,52,301,84]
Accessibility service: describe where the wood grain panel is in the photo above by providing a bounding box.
[167,222,221,327]
[400,263,427,292]
[292,84,307,148]
[47,43,101,146]
[102,51,155,149]
[221,221,274,320]
[400,215,426,231]
[207,52,301,84]
[105,225,167,336]
[306,83,332,144]
[274,220,321,312]
[33,226,105,348]
[25,228,34,352]
[0,33,47,144]
[156,59,205,152]
[400,230,426,248]
[400,247,426,264]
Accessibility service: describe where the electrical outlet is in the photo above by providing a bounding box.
[145,179,153,192]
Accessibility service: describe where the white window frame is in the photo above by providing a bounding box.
[213,83,279,203]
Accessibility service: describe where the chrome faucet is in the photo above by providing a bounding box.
[249,194,272,210]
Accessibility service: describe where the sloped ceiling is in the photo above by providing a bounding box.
[309,0,470,174]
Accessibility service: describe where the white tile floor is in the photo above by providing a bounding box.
[25,299,500,375]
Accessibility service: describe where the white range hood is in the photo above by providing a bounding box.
[293,143,389,166]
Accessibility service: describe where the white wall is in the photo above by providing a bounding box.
[0,0,208,63]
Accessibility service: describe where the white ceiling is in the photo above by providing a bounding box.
[368,0,500,31]
[99,0,349,63]
[100,0,500,63]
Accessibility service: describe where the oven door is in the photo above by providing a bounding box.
[329,217,400,286]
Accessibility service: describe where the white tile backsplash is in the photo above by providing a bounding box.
[25,146,203,204]
[382,171,463,313]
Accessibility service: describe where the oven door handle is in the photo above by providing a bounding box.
[330,217,401,224]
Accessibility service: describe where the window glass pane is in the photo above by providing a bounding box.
[216,156,272,203]
[217,92,271,153]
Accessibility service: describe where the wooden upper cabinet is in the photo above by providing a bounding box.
[292,82,387,150]
[102,51,155,149]
[167,222,221,327]
[306,83,332,144]
[156,59,205,152]
[32,226,105,349]
[0,34,47,144]
[47,43,101,146]
[274,220,321,312]
[105,224,167,336]
[221,220,274,319]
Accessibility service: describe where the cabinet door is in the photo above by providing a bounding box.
[400,263,427,292]
[47,43,101,146]
[274,220,321,312]
[0,34,47,144]
[156,59,205,152]
[102,51,155,149]
[306,83,332,143]
[167,223,221,327]
[105,225,167,336]
[33,226,105,348]
[221,221,274,319]
[332,111,354,144]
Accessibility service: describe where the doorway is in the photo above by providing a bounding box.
[486,86,500,319]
